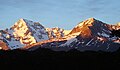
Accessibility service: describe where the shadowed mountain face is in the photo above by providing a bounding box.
[0,18,120,52]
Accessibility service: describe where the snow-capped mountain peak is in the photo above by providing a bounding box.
[69,18,111,38]
[77,18,95,27]
[0,18,49,50]
[0,18,120,52]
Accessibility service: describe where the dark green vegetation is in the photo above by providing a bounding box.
[0,48,120,69]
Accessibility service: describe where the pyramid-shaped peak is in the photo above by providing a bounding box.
[84,17,98,23]
[77,18,103,27]
[86,17,103,23]
[19,18,25,21]
[18,18,28,22]
[87,17,96,21]
[14,18,45,28]
[70,17,107,35]
[11,18,35,30]
[18,18,33,23]
[17,18,25,23]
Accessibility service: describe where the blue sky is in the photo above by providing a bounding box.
[0,0,120,30]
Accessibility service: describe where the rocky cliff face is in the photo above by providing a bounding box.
[46,27,64,39]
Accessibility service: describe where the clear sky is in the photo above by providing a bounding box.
[0,0,120,30]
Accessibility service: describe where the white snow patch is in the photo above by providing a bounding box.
[7,38,25,50]
[101,33,109,37]
[63,31,81,40]
[63,30,71,35]
[60,38,78,46]
[97,32,109,37]
[86,39,94,46]
[77,22,84,27]
[6,34,10,39]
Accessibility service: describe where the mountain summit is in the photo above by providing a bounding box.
[69,18,111,37]
[0,18,120,52]
[0,19,49,50]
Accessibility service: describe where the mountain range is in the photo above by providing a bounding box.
[0,18,120,52]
